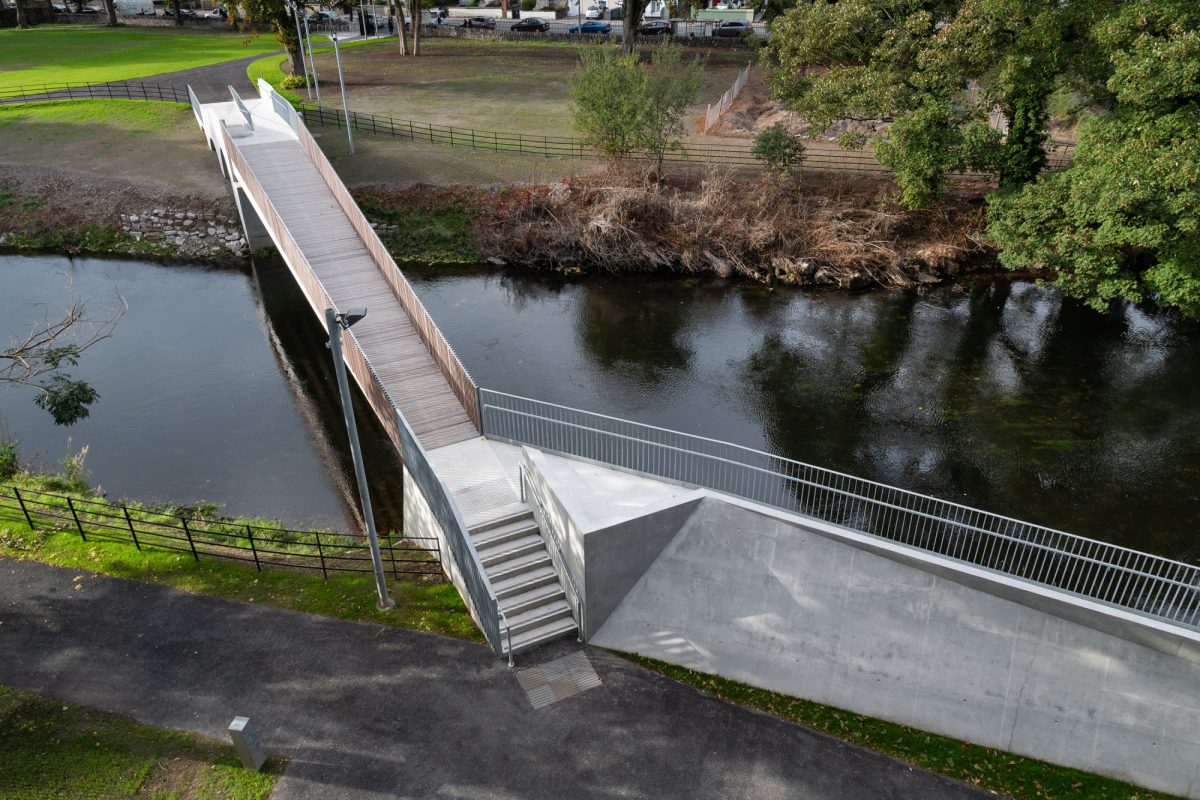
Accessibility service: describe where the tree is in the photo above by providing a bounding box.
[621,0,649,54]
[13,0,27,29]
[2,292,124,426]
[242,0,307,78]
[986,0,1200,317]
[570,45,704,170]
[763,0,1109,207]
[171,0,182,24]
[101,0,117,25]
[752,121,806,178]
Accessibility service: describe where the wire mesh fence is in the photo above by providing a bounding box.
[0,484,443,580]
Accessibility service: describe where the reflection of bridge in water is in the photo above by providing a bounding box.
[191,79,1200,797]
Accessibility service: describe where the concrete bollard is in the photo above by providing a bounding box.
[227,716,266,771]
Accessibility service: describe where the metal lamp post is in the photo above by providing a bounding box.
[302,9,322,108]
[325,307,394,610]
[331,33,354,155]
[292,0,313,101]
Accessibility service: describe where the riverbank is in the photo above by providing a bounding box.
[0,163,246,264]
[356,168,1011,289]
[0,469,480,641]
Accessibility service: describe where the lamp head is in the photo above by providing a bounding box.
[338,308,368,329]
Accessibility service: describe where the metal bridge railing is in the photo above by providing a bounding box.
[479,388,1200,630]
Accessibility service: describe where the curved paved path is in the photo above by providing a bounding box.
[0,558,990,800]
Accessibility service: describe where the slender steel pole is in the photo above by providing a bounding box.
[325,308,393,609]
[292,0,313,100]
[332,34,354,155]
[303,10,322,108]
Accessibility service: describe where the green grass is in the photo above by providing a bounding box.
[0,685,280,799]
[244,36,373,107]
[0,26,279,88]
[357,194,479,263]
[622,653,1182,800]
[0,97,188,129]
[0,473,484,644]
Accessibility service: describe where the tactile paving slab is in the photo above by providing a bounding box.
[515,651,602,709]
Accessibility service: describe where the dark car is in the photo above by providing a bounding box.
[511,17,550,31]
[712,20,751,37]
[462,15,496,28]
[568,20,611,33]
[638,20,671,35]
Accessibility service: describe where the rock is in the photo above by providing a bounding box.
[486,256,507,266]
[207,228,217,236]
[183,219,194,227]
[916,272,941,284]
[131,232,143,241]
[129,215,139,223]
[174,212,184,220]
[186,211,196,219]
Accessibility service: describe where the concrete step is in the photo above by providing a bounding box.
[493,565,558,599]
[469,509,534,537]
[486,551,551,583]
[472,520,539,551]
[499,583,566,616]
[502,615,578,656]
[506,599,573,637]
[478,535,546,569]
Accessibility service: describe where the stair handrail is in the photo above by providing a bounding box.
[520,464,586,643]
[498,608,514,668]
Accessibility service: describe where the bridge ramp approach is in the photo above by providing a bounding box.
[191,81,478,452]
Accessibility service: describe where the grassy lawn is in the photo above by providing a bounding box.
[623,653,1183,800]
[0,26,278,88]
[300,37,752,139]
[0,473,484,643]
[0,97,187,129]
[0,685,281,799]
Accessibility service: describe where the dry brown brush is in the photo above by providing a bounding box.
[471,167,995,289]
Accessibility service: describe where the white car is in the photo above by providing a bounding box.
[585,2,604,18]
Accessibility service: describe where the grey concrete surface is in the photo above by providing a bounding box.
[0,558,992,800]
[524,448,703,638]
[592,497,1200,799]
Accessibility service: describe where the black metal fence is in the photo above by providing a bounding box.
[0,80,1071,175]
[300,104,898,173]
[0,81,189,106]
[0,484,443,580]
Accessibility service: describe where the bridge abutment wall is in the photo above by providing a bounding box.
[588,494,1200,798]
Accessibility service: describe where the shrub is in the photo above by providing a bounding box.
[752,122,806,177]
[0,439,18,482]
[521,0,536,10]
[280,73,310,90]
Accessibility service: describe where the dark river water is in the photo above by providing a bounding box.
[3,254,1198,561]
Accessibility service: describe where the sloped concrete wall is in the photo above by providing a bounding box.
[591,497,1200,798]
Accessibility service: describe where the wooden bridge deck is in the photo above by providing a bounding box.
[238,139,478,450]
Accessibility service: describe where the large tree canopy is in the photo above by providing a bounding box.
[765,0,1200,317]
[986,0,1200,316]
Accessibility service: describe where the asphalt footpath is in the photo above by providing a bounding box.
[0,558,990,800]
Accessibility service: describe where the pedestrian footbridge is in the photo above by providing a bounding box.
[191,80,1200,798]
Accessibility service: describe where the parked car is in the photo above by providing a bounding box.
[178,7,198,17]
[461,15,496,28]
[511,16,550,31]
[77,5,101,12]
[568,20,611,33]
[50,2,70,11]
[712,19,751,37]
[584,2,604,19]
[638,20,671,34]
[306,10,341,25]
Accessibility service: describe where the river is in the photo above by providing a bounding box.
[2,253,1198,561]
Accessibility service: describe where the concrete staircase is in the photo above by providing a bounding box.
[470,510,578,656]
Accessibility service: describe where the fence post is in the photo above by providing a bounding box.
[314,530,328,578]
[388,535,398,579]
[66,497,86,541]
[12,487,35,530]
[246,524,261,572]
[123,506,140,550]
[181,517,199,561]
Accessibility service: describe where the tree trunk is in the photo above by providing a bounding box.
[410,0,420,55]
[102,0,117,25]
[622,0,647,54]
[395,1,409,55]
[172,0,182,24]
[14,0,28,28]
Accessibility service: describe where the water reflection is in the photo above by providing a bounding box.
[408,268,1200,562]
